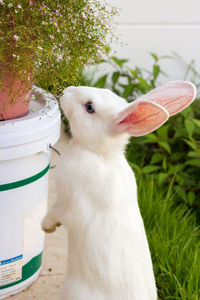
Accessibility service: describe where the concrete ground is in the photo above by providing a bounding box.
[6,125,69,300]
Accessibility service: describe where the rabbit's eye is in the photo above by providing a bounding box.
[85,101,95,114]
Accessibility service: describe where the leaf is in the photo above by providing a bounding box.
[150,153,163,164]
[158,173,168,185]
[157,125,170,142]
[94,74,108,88]
[174,128,187,139]
[170,152,185,161]
[153,65,160,80]
[187,151,199,158]
[192,119,200,127]
[111,56,129,68]
[185,159,200,167]
[105,45,111,55]
[184,119,195,136]
[162,156,167,171]
[150,79,156,89]
[183,139,197,151]
[137,77,150,90]
[168,164,185,175]
[175,186,187,202]
[159,141,171,154]
[175,174,185,185]
[123,84,134,98]
[188,191,195,206]
[144,133,158,143]
[129,162,141,173]
[127,67,138,78]
[112,72,120,85]
[150,52,159,62]
[142,165,161,174]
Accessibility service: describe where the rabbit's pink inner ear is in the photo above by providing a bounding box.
[139,81,196,116]
[115,100,169,137]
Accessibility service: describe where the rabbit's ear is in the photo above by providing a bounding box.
[138,81,196,116]
[113,100,169,136]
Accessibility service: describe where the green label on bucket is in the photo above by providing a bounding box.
[0,164,50,192]
[0,255,23,287]
[0,252,42,290]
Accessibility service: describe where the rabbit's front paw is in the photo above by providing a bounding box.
[41,214,60,233]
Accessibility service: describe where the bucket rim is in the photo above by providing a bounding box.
[0,86,61,157]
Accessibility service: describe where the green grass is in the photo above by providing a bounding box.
[137,175,200,299]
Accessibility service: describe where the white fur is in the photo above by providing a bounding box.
[42,86,157,300]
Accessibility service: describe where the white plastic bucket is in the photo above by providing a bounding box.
[0,86,60,299]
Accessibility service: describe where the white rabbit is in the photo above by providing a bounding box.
[42,81,196,300]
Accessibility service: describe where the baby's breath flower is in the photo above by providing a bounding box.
[8,3,13,8]
[17,4,22,9]
[57,54,63,60]
[49,35,54,39]
[0,0,4,5]
[13,35,19,41]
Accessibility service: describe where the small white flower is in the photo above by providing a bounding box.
[17,4,22,9]
[49,35,54,39]
[57,28,60,33]
[8,3,13,8]
[28,76,30,81]
[37,46,43,50]
[13,35,19,41]
[12,54,16,57]
[15,10,18,13]
[0,0,4,5]
[17,55,19,60]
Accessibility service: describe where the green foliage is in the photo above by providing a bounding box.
[0,0,118,94]
[87,52,200,215]
[138,175,200,299]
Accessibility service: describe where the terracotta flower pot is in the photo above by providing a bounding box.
[0,67,32,120]
[0,14,33,121]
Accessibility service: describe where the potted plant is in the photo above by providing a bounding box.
[0,0,117,120]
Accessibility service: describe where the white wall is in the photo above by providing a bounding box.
[108,0,200,82]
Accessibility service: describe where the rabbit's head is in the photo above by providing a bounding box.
[60,82,196,155]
